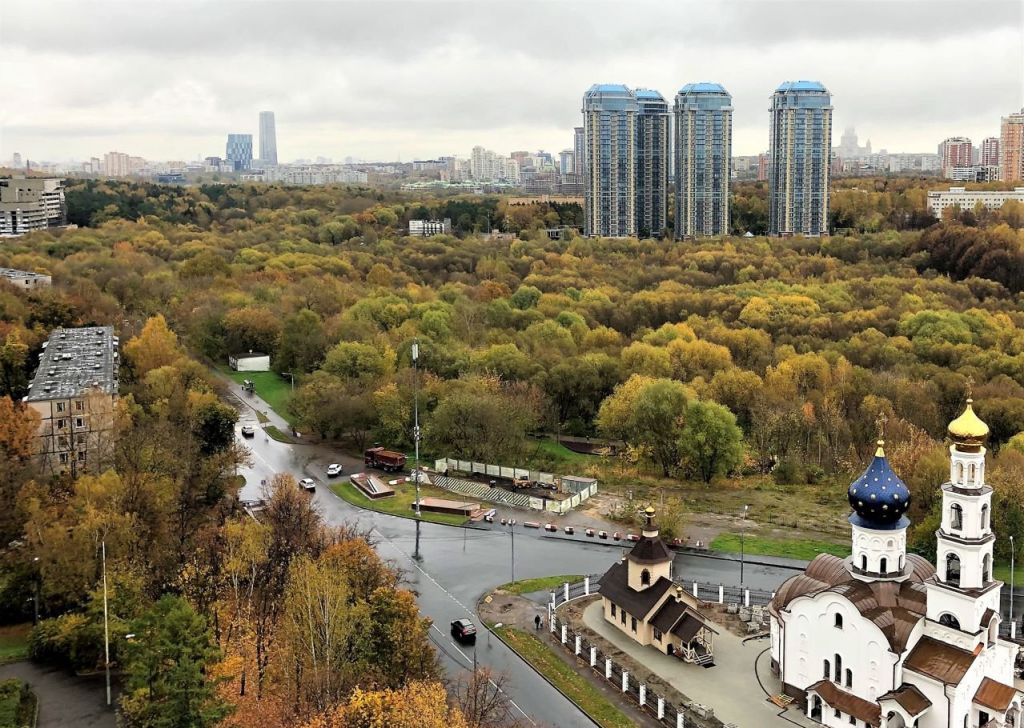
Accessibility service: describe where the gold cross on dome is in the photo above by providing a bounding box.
[876,411,888,441]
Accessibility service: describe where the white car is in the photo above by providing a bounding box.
[326,463,343,477]
[299,478,316,492]
[240,425,255,438]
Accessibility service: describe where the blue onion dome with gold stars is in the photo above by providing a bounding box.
[848,440,911,530]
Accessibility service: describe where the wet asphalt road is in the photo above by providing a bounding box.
[232,413,802,727]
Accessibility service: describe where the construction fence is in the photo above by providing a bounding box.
[431,458,598,514]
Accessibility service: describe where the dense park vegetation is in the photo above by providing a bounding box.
[1,176,1024,723]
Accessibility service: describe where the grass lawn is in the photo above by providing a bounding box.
[493,626,633,728]
[496,575,584,596]
[329,479,469,526]
[711,532,850,561]
[0,678,34,728]
[265,425,296,443]
[527,438,594,471]
[219,368,295,425]
[0,624,31,665]
[994,563,1024,586]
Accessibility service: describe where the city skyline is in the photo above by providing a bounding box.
[2,0,1022,163]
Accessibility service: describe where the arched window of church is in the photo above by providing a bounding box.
[844,669,852,688]
[980,504,989,531]
[834,613,843,629]
[640,569,651,586]
[860,554,867,572]
[956,462,964,483]
[834,654,842,682]
[950,504,963,530]
[880,557,887,574]
[823,659,830,679]
[982,554,991,583]
[899,554,905,571]
[968,463,976,484]
[939,613,960,630]
[945,553,961,587]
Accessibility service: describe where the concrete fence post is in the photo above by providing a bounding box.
[605,658,612,680]
[550,591,556,607]
[677,710,685,728]
[590,646,597,668]
[564,582,570,603]
[550,610,556,634]
[744,589,750,607]
[1012,621,1017,639]
[718,585,724,603]
[622,671,628,693]
[657,697,664,719]
[561,625,567,644]
[692,582,698,597]
[584,576,590,595]
[575,635,581,656]
[639,684,646,707]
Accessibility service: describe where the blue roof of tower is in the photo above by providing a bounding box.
[776,80,828,93]
[588,84,631,94]
[847,441,911,531]
[678,82,729,94]
[635,88,665,100]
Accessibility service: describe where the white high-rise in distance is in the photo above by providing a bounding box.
[259,111,278,166]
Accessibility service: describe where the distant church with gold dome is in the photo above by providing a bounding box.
[769,401,1022,728]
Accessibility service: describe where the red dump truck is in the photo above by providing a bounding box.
[364,446,407,472]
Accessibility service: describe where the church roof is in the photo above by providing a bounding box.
[649,597,717,643]
[769,554,934,653]
[848,441,911,530]
[948,399,989,442]
[903,636,977,685]
[878,684,931,717]
[627,534,674,564]
[598,560,674,619]
[807,680,881,726]
[974,677,1018,712]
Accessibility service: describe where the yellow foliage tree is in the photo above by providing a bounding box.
[124,315,182,378]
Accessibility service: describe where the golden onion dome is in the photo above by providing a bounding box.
[948,399,989,441]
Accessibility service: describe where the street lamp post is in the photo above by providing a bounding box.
[31,557,39,625]
[412,340,421,518]
[740,504,749,588]
[281,372,295,392]
[102,540,111,707]
[1010,535,1016,629]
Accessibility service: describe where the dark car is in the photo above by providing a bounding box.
[450,618,477,644]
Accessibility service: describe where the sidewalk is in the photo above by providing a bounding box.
[579,601,814,728]
[0,662,115,728]
[214,371,293,434]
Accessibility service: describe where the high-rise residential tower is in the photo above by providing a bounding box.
[226,134,253,171]
[1001,108,1024,183]
[768,81,833,237]
[582,84,637,237]
[674,83,733,238]
[939,136,973,177]
[634,89,670,238]
[980,137,1000,167]
[573,126,585,174]
[259,111,278,166]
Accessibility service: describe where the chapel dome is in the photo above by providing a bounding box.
[848,441,911,530]
[947,398,989,444]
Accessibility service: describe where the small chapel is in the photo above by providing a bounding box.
[599,506,717,665]
[769,401,1022,728]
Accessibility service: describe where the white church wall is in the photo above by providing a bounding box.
[851,523,907,576]
[902,674,947,728]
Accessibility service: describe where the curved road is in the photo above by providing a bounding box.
[232,403,801,727]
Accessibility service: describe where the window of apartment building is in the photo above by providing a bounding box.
[59,453,68,464]
[75,400,84,411]
[77,451,86,462]
[75,417,84,428]
[56,402,66,413]
[56,419,66,430]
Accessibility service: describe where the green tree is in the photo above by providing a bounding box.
[322,342,395,383]
[678,401,744,483]
[275,310,327,375]
[120,595,231,728]
[596,376,689,476]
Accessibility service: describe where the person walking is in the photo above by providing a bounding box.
[534,614,541,631]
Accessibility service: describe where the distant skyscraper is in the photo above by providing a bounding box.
[1001,109,1024,182]
[582,84,637,237]
[634,90,670,238]
[980,137,1000,167]
[103,151,131,176]
[768,81,833,237]
[11,153,22,169]
[226,133,253,171]
[573,126,585,174]
[559,150,575,175]
[674,82,733,238]
[938,137,973,178]
[259,111,278,165]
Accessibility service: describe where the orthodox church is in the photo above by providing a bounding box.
[769,401,1022,728]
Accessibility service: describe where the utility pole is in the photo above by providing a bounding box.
[412,340,421,518]
[510,518,516,585]
[102,540,111,707]
[740,504,749,588]
[31,557,39,625]
[1010,535,1016,628]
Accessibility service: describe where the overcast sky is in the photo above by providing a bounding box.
[2,0,1023,163]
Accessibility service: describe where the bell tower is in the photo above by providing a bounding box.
[925,399,1001,643]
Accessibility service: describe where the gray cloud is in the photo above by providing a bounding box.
[1,0,1022,162]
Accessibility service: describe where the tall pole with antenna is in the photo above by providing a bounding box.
[412,339,421,518]
[102,540,111,707]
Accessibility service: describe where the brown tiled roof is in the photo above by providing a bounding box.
[770,554,929,652]
[879,684,931,717]
[807,680,881,726]
[904,636,977,685]
[974,677,1017,712]
[627,535,673,564]
[598,560,673,620]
